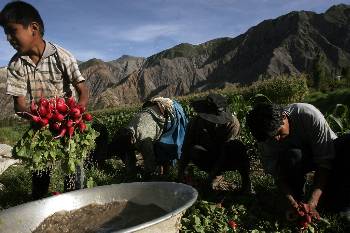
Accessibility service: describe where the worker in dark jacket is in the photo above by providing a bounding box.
[178,93,253,193]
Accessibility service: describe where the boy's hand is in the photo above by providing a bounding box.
[285,199,300,221]
[307,188,322,219]
[75,82,89,108]
[13,96,30,119]
[304,202,320,220]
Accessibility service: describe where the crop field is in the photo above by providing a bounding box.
[0,77,349,232]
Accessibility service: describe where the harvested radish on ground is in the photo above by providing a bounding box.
[228,220,237,230]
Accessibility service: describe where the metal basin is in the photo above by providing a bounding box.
[0,182,198,233]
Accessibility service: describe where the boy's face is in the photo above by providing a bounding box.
[3,22,36,54]
[272,115,290,142]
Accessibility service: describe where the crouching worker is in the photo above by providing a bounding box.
[109,97,188,180]
[246,103,350,222]
[178,93,253,194]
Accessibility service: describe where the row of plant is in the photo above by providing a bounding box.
[91,74,309,135]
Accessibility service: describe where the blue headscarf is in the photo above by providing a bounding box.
[154,100,188,163]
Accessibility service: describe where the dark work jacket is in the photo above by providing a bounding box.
[180,115,240,166]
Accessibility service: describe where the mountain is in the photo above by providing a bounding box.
[80,55,145,107]
[0,4,349,117]
[81,4,350,109]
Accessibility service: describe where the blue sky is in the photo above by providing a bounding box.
[0,0,349,66]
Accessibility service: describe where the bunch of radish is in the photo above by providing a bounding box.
[295,202,319,230]
[21,96,93,139]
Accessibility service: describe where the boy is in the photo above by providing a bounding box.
[0,1,89,199]
[246,102,349,221]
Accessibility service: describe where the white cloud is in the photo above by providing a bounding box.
[94,23,183,43]
[122,24,182,42]
[69,48,108,62]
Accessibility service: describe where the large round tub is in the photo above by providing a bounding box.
[0,182,198,233]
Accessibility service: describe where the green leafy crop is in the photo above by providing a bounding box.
[12,124,99,173]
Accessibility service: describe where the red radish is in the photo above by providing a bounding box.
[74,115,82,121]
[56,97,65,105]
[73,119,82,126]
[20,112,41,123]
[228,220,237,230]
[39,118,49,127]
[66,119,74,128]
[45,111,53,120]
[38,97,49,107]
[67,126,75,137]
[296,202,315,230]
[82,113,93,121]
[54,127,67,139]
[78,121,87,132]
[299,220,308,229]
[66,96,76,108]
[52,112,65,122]
[70,107,81,119]
[50,122,61,131]
[49,98,56,105]
[76,104,86,113]
[38,105,48,117]
[56,101,68,113]
[55,97,65,110]
[48,102,55,112]
[31,115,41,124]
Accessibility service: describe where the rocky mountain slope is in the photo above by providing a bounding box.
[80,55,145,106]
[0,4,349,117]
[82,4,350,109]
